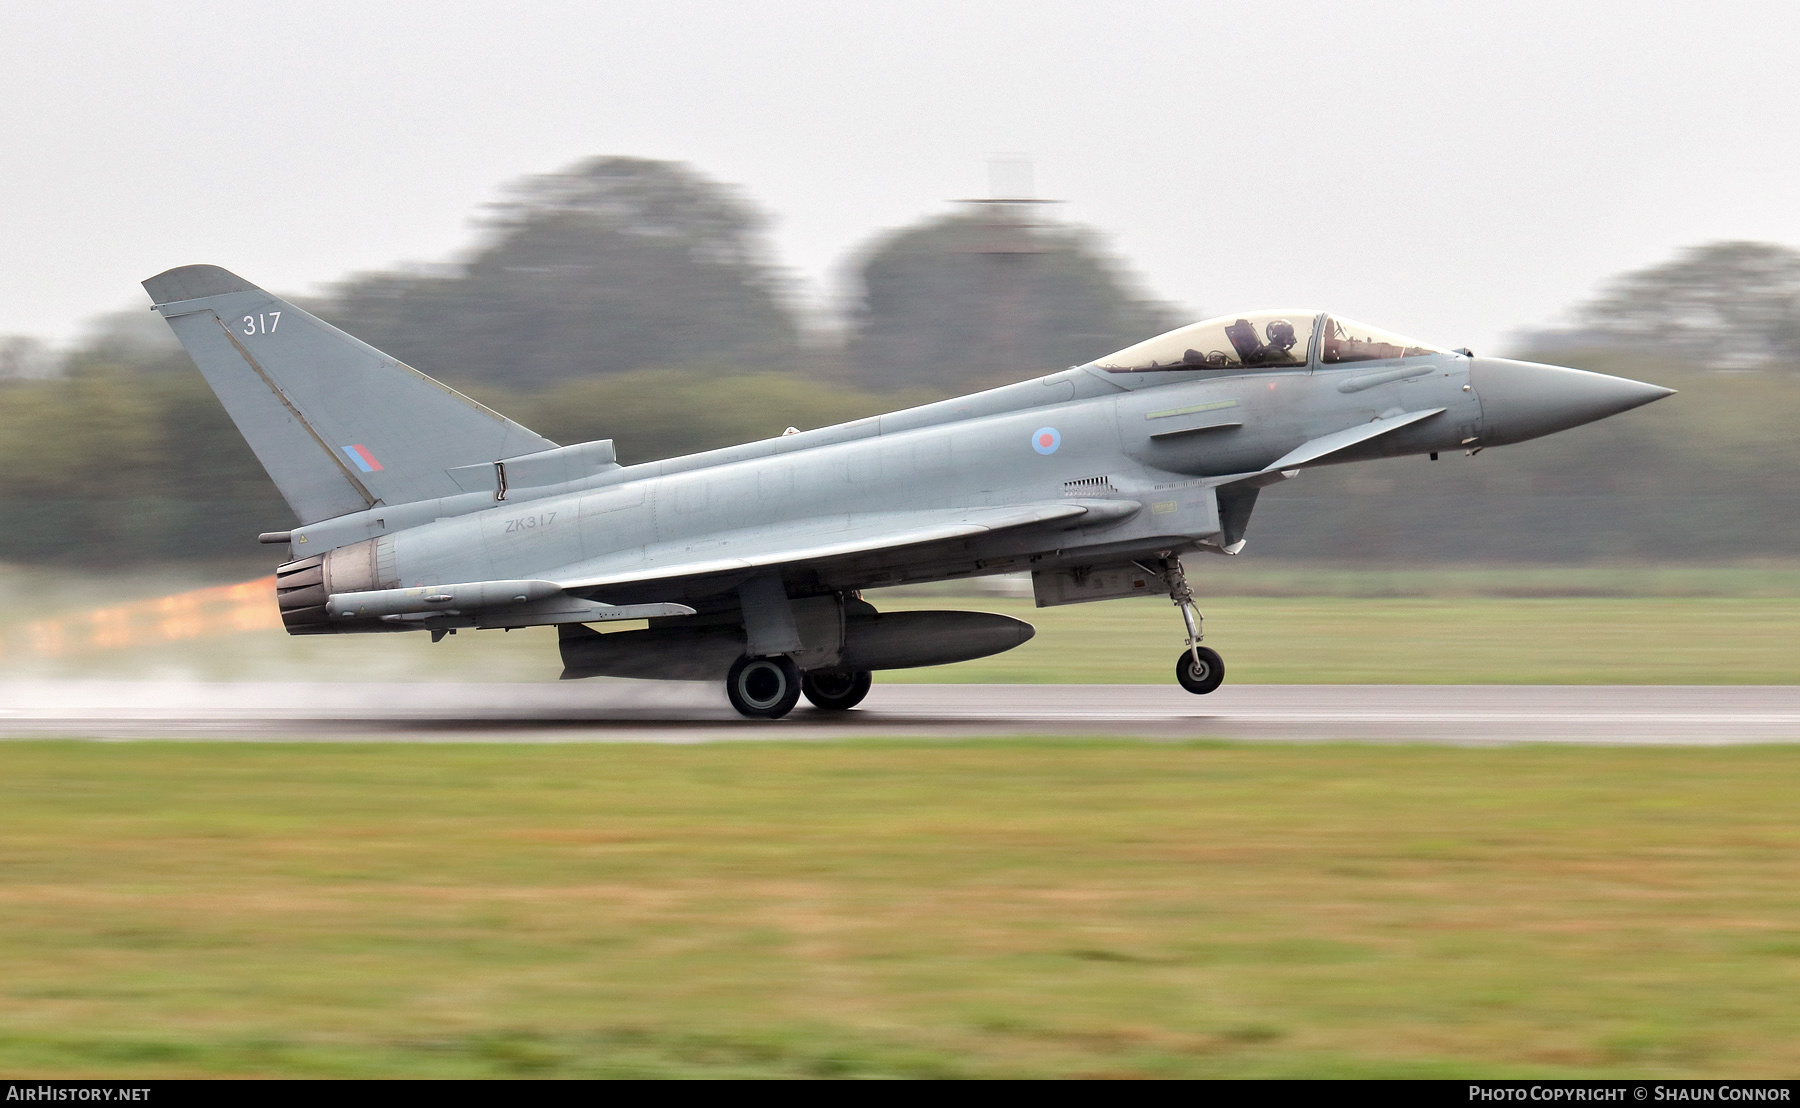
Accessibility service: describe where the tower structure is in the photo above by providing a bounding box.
[955,158,1060,374]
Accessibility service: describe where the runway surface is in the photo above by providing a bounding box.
[0,681,1796,744]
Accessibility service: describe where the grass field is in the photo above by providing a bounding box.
[3,739,1798,1078]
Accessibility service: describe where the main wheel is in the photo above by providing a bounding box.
[726,654,803,719]
[1175,646,1225,695]
[802,669,873,711]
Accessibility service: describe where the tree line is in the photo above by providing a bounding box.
[0,156,1795,566]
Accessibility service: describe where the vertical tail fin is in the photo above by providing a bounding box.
[143,264,556,524]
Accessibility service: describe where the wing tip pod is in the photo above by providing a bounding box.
[142,264,261,306]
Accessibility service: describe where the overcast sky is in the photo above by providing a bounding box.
[3,0,1797,356]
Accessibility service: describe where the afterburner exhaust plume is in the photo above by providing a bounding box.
[12,577,279,659]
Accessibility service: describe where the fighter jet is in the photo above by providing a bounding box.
[143,265,1672,718]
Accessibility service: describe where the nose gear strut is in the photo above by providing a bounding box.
[1158,552,1204,660]
[1139,551,1225,695]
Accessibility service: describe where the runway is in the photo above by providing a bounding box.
[0,681,1796,744]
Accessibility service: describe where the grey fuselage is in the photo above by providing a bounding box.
[285,332,1650,616]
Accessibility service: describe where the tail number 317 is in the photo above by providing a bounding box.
[242,312,281,335]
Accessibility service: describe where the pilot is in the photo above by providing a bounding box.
[1252,319,1299,366]
[1230,318,1302,366]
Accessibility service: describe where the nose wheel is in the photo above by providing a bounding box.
[1175,646,1224,694]
[1144,551,1225,695]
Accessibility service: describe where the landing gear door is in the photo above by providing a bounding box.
[1032,562,1172,608]
[1141,483,1222,540]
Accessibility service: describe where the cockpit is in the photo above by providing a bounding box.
[1088,311,1448,373]
[1091,310,1315,372]
[1319,316,1446,364]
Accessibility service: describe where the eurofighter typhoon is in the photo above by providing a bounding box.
[144,265,1672,718]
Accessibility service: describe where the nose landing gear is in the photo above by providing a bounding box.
[1148,552,1224,695]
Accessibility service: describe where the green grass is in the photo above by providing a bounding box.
[2,739,1798,1077]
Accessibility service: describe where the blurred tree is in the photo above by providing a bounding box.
[845,206,1177,391]
[0,359,286,565]
[72,309,185,368]
[1252,350,1800,562]
[8,201,1800,568]
[1575,241,1800,369]
[324,157,804,390]
[0,336,58,380]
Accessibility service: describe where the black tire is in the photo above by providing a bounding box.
[1175,646,1225,695]
[802,670,873,711]
[726,654,803,719]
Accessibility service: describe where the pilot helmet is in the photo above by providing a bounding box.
[1265,319,1297,350]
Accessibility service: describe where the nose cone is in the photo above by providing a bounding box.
[1470,358,1674,446]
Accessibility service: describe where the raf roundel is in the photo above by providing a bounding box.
[1031,427,1061,455]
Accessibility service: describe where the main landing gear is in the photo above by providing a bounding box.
[725,654,802,719]
[1151,552,1224,695]
[725,655,874,719]
[802,669,873,712]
